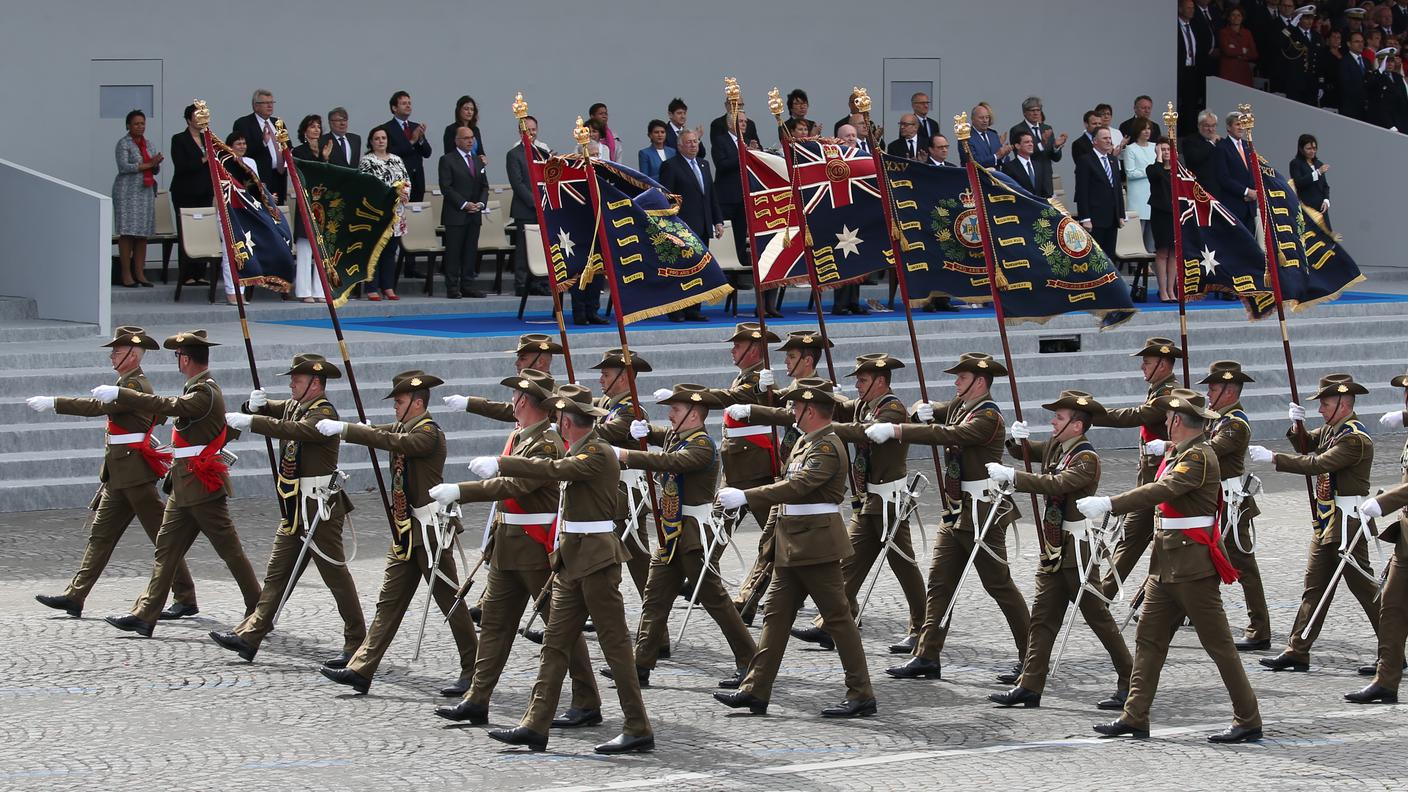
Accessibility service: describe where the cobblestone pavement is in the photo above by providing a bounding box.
[3,449,1405,791]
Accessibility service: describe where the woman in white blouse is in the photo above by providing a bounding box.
[358,127,411,301]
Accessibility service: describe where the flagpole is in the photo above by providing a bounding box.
[574,118,667,547]
[1162,103,1192,387]
[275,121,398,539]
[513,93,577,383]
[193,100,278,482]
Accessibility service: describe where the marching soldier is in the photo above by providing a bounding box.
[431,370,603,727]
[875,353,1030,681]
[713,378,875,718]
[30,326,198,619]
[593,348,655,596]
[729,329,831,624]
[1079,389,1261,743]
[606,384,756,687]
[208,354,365,665]
[985,390,1132,710]
[1250,374,1379,673]
[314,370,479,697]
[1347,473,1408,704]
[98,330,262,636]
[471,386,654,754]
[1090,337,1181,600]
[443,333,562,423]
[788,353,928,654]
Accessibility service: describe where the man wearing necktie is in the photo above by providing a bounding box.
[1212,112,1257,228]
[657,131,720,323]
[379,90,434,202]
[959,104,1010,168]
[1001,130,1052,198]
[1074,127,1124,261]
[1340,31,1372,120]
[438,127,489,299]
[231,89,286,202]
[1009,97,1067,165]
[885,115,925,160]
[911,92,938,144]
[320,107,361,168]
[1177,0,1205,136]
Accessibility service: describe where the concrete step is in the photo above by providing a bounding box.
[0,297,37,322]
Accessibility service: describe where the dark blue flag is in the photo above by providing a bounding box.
[792,140,893,289]
[535,154,599,288]
[1174,163,1275,318]
[1256,157,1364,310]
[881,154,994,305]
[213,145,294,290]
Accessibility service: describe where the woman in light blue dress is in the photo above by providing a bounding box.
[1120,117,1157,252]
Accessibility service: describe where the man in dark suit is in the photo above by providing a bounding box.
[711,109,775,315]
[1278,12,1323,106]
[505,116,553,297]
[1340,32,1372,120]
[664,97,705,159]
[1373,51,1408,131]
[1177,0,1205,136]
[320,107,361,168]
[1074,128,1125,260]
[1010,96,1067,165]
[1002,130,1054,198]
[1117,96,1162,144]
[439,127,489,299]
[886,115,926,159]
[231,89,285,202]
[1180,109,1220,182]
[658,131,719,322]
[911,92,940,145]
[926,134,956,167]
[1070,110,1102,163]
[379,91,434,201]
[1212,112,1257,228]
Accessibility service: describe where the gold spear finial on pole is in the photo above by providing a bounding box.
[953,111,972,141]
[192,99,210,132]
[512,92,528,120]
[274,118,291,149]
[853,86,872,116]
[1162,100,1177,131]
[1237,103,1255,140]
[767,87,784,123]
[573,115,591,159]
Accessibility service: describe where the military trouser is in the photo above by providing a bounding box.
[1372,556,1408,691]
[621,519,652,597]
[812,508,927,635]
[733,505,776,623]
[1284,536,1380,661]
[1101,505,1154,599]
[132,497,260,624]
[1018,561,1131,694]
[66,482,196,608]
[914,514,1030,662]
[1223,511,1270,642]
[635,547,756,671]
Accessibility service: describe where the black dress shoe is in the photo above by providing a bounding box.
[519,628,545,644]
[668,315,685,323]
[435,699,489,724]
[320,665,370,694]
[1096,689,1129,710]
[684,311,709,322]
[488,726,548,751]
[1345,683,1399,704]
[446,292,463,299]
[849,303,870,315]
[599,665,650,687]
[713,690,768,714]
[989,686,1041,708]
[791,626,834,650]
[105,614,153,637]
[1208,725,1263,743]
[1092,719,1149,738]
[439,675,473,698]
[718,666,746,689]
[1235,637,1271,652]
[996,670,1020,685]
[1259,652,1309,672]
[886,656,942,679]
[831,307,853,316]
[322,652,352,669]
[209,630,257,661]
[159,602,200,620]
[821,697,877,718]
[765,309,784,319]
[469,606,482,625]
[888,634,917,654]
[586,315,610,325]
[1359,661,1406,676]
[595,732,655,754]
[550,706,603,728]
[464,289,486,298]
[35,594,82,618]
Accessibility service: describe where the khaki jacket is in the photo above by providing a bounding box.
[344,411,445,513]
[1275,413,1373,544]
[744,425,851,567]
[1206,401,1259,520]
[900,395,1011,532]
[622,424,719,555]
[56,366,166,490]
[1010,435,1100,569]
[1094,374,1177,484]
[248,396,353,527]
[1110,437,1222,583]
[114,370,233,505]
[831,392,910,514]
[457,419,565,572]
[703,363,776,486]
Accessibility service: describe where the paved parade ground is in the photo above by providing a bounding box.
[3,449,1405,792]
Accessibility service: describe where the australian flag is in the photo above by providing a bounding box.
[791,140,893,289]
[1174,163,1274,317]
[211,142,294,291]
[881,154,995,305]
[1255,157,1364,310]
[533,152,598,290]
[745,148,807,288]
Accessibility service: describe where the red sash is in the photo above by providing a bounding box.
[723,412,777,475]
[1156,457,1239,584]
[173,427,229,493]
[502,497,556,556]
[107,419,173,478]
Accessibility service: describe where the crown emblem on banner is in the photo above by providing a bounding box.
[959,187,976,209]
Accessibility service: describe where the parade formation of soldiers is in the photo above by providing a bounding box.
[25,321,1408,754]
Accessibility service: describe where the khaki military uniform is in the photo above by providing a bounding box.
[1111,438,1260,731]
[233,396,365,654]
[732,392,806,621]
[501,428,651,738]
[456,419,600,712]
[901,398,1030,662]
[343,413,478,681]
[704,363,780,540]
[1367,468,1408,691]
[622,424,756,670]
[739,425,873,703]
[596,391,652,594]
[1274,413,1379,661]
[1010,436,1132,694]
[117,371,262,624]
[1207,401,1269,642]
[54,367,196,609]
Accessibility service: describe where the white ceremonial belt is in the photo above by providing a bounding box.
[724,425,770,438]
[106,432,146,445]
[299,474,333,493]
[960,479,989,498]
[1333,495,1363,515]
[620,468,646,486]
[1139,443,1162,456]
[1160,515,1216,530]
[781,502,841,516]
[500,512,556,525]
[1220,476,1245,497]
[562,519,615,534]
[867,479,906,499]
[170,444,208,459]
[1063,519,1090,538]
[411,502,438,528]
[681,503,714,524]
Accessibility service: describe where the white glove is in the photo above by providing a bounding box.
[26,396,54,413]
[1076,495,1112,519]
[758,368,775,389]
[468,456,499,479]
[629,419,650,440]
[443,394,469,412]
[653,388,673,402]
[1287,402,1305,423]
[224,412,253,431]
[1360,497,1383,520]
[248,388,268,409]
[92,385,120,404]
[717,486,747,509]
[916,401,934,423]
[1009,420,1030,440]
[985,463,1016,484]
[1248,445,1274,463]
[1380,411,1405,429]
[865,423,897,444]
[428,483,460,507]
[1143,438,1167,456]
[725,403,751,421]
[315,419,346,436]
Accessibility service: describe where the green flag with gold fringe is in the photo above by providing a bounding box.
[293,159,399,307]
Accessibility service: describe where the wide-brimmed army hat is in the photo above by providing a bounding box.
[778,329,834,351]
[1198,359,1253,385]
[510,333,563,356]
[656,383,719,407]
[1153,388,1219,421]
[279,353,342,378]
[725,322,781,344]
[1131,336,1184,359]
[499,369,555,401]
[1310,373,1368,400]
[163,329,220,350]
[102,325,159,351]
[551,383,608,418]
[778,377,839,406]
[846,352,905,378]
[384,369,444,399]
[944,352,1007,377]
[1389,369,1408,389]
[589,347,653,372]
[1041,389,1106,418]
